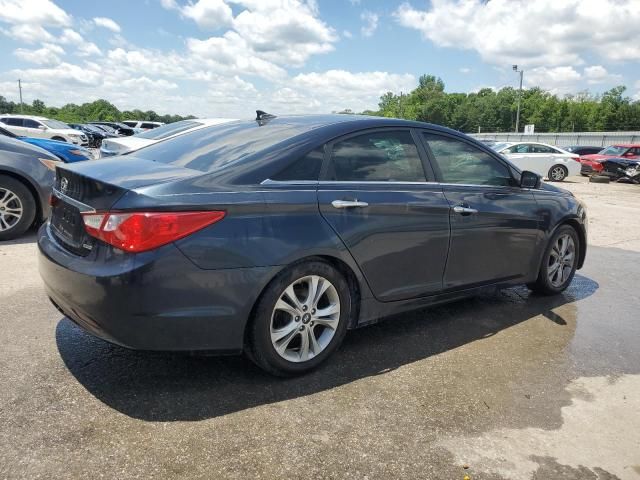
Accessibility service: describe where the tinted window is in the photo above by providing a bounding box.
[141,123,158,129]
[504,144,528,154]
[122,121,136,127]
[326,131,426,182]
[528,144,555,153]
[42,119,70,129]
[272,148,324,181]
[23,119,41,128]
[424,133,512,186]
[135,120,202,140]
[134,121,314,173]
[4,118,23,127]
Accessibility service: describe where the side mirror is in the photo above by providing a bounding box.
[520,170,541,189]
[38,125,47,130]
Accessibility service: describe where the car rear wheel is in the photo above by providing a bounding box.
[247,260,351,376]
[548,165,568,182]
[0,175,36,241]
[528,225,579,295]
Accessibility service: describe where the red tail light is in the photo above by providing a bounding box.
[81,211,225,253]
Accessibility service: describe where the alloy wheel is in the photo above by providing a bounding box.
[0,187,23,232]
[547,233,575,287]
[270,275,341,363]
[550,166,567,181]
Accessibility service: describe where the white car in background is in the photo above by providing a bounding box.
[0,114,88,146]
[99,118,236,157]
[492,141,581,181]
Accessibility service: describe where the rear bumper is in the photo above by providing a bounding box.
[38,223,277,352]
[580,161,602,175]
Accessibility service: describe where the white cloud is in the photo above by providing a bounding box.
[0,0,71,27]
[93,17,121,33]
[583,65,622,85]
[58,28,83,45]
[77,42,102,57]
[524,66,581,94]
[459,67,471,74]
[342,29,353,39]
[14,43,64,65]
[181,0,233,30]
[394,0,640,67]
[3,24,54,43]
[285,70,416,113]
[360,10,378,37]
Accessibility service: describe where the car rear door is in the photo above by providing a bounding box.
[317,128,451,302]
[23,119,45,139]
[3,118,27,137]
[421,131,541,290]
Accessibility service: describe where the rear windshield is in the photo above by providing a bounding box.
[600,146,628,156]
[134,120,202,140]
[134,121,311,172]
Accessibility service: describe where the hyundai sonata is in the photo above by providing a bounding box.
[38,114,587,375]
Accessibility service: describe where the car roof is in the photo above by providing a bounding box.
[610,144,640,148]
[0,114,48,120]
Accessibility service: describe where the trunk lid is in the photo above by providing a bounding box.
[50,158,202,255]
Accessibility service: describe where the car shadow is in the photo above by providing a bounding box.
[0,230,37,246]
[56,274,598,422]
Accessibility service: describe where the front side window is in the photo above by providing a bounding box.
[504,144,528,154]
[41,119,70,129]
[424,133,512,186]
[326,130,426,182]
[528,144,556,153]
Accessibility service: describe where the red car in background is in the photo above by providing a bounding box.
[580,144,640,175]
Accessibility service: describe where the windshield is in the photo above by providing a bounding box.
[492,142,511,151]
[599,146,628,156]
[134,120,311,172]
[134,120,202,140]
[42,119,71,129]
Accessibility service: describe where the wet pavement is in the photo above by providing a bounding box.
[1,180,639,479]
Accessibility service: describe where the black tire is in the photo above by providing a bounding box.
[548,165,568,182]
[0,175,37,241]
[528,225,580,295]
[51,136,67,142]
[246,260,351,376]
[589,175,610,183]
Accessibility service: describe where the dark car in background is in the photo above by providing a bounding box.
[0,136,60,240]
[88,121,136,136]
[69,123,114,148]
[39,114,587,375]
[564,145,603,156]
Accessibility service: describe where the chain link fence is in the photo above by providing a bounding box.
[471,131,640,147]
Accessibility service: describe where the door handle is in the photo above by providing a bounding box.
[331,200,369,209]
[452,205,478,215]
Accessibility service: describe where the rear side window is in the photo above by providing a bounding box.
[272,148,324,181]
[23,119,41,128]
[326,130,426,182]
[141,123,157,129]
[424,133,512,186]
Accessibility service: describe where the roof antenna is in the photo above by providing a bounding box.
[256,110,276,125]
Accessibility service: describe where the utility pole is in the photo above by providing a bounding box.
[18,79,23,112]
[512,65,523,132]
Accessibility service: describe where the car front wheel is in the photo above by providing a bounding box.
[529,225,579,295]
[247,260,351,376]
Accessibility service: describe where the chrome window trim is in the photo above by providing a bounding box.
[261,178,520,189]
[52,188,96,213]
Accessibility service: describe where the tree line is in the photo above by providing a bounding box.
[0,97,195,124]
[363,75,640,133]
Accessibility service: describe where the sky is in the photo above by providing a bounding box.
[1,0,639,118]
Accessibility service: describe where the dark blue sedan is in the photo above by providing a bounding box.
[38,114,587,375]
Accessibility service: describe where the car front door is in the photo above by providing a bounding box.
[421,131,541,290]
[317,128,451,302]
